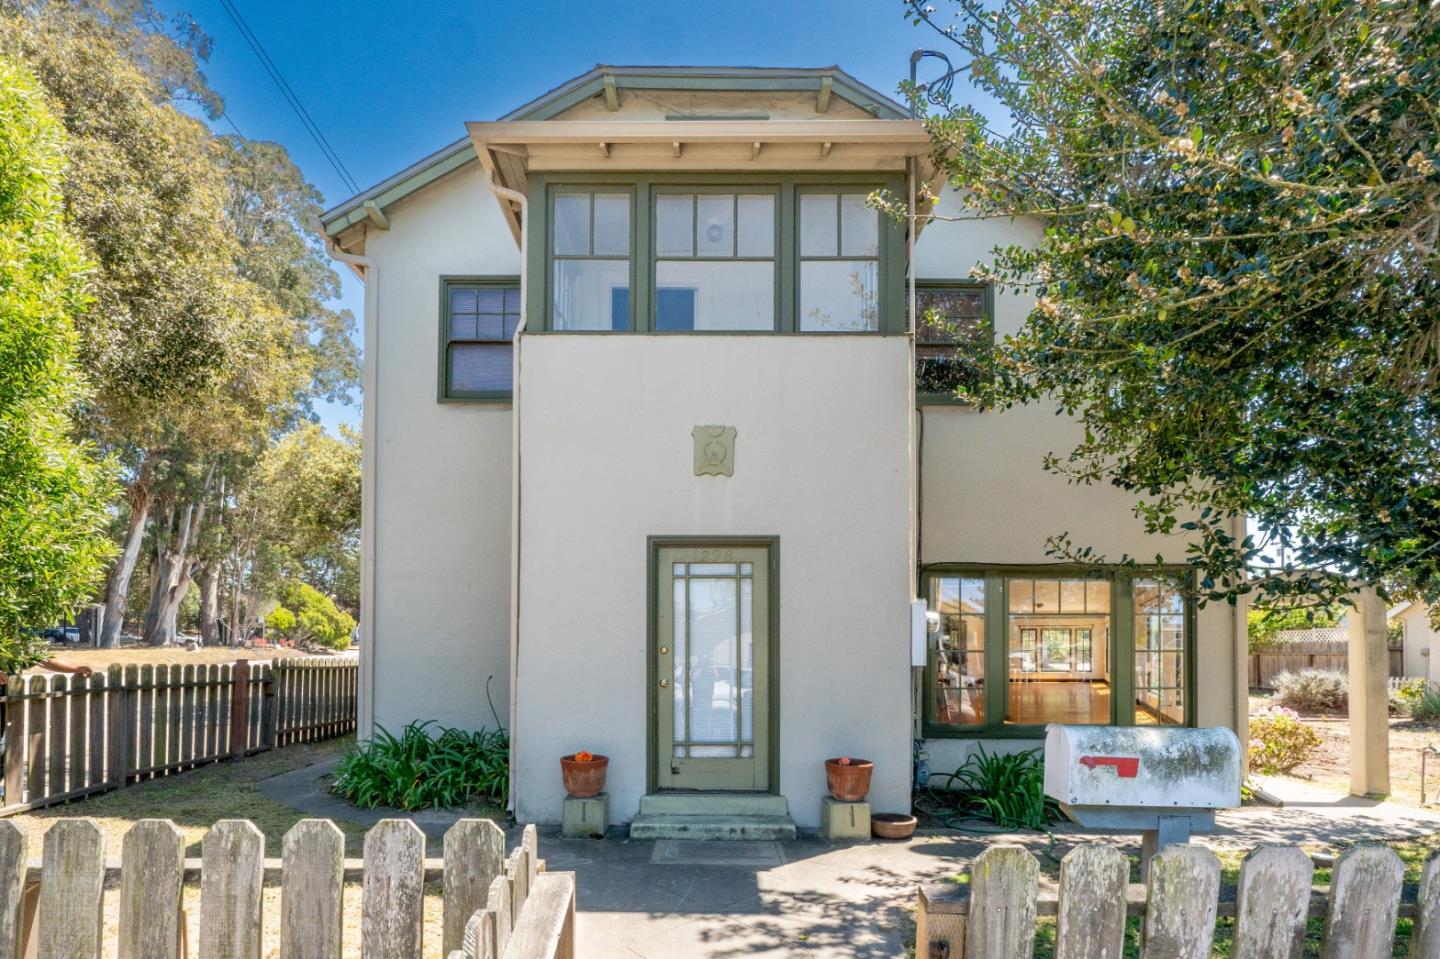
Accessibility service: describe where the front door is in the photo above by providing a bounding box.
[656,545,771,791]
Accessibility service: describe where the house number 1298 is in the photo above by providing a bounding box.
[697,549,735,562]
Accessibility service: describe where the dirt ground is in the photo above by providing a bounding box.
[1251,692,1440,806]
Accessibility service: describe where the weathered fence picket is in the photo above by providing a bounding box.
[445,819,507,954]
[0,657,357,815]
[917,841,1439,959]
[19,817,572,959]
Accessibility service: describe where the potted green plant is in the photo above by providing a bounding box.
[561,750,608,798]
[824,756,874,802]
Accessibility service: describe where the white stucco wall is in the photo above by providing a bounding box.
[1396,604,1440,680]
[361,161,516,734]
[512,336,914,828]
[913,189,1241,772]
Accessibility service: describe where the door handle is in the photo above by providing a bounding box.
[659,679,670,688]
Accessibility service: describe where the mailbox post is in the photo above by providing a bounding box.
[1043,725,1241,879]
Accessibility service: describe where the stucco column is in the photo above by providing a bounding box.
[1347,586,1390,796]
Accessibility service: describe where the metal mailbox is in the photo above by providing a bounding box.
[1044,724,1242,876]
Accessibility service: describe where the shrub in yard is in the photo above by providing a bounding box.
[1271,669,1348,712]
[332,720,508,811]
[1248,706,1322,775]
[1391,679,1440,723]
[264,605,296,635]
[276,581,354,650]
[942,746,1059,829]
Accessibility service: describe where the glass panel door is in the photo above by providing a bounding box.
[656,545,770,790]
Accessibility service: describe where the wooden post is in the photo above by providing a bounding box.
[4,676,24,806]
[0,822,27,959]
[1232,845,1312,959]
[443,820,506,954]
[1055,844,1128,959]
[963,845,1037,959]
[487,875,512,958]
[229,661,249,758]
[1142,845,1220,959]
[199,821,264,959]
[280,820,344,959]
[117,820,185,959]
[107,665,132,790]
[1411,850,1440,959]
[36,819,105,959]
[1322,845,1403,959]
[361,820,425,959]
[25,677,45,805]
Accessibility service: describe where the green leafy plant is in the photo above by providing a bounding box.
[332,720,509,811]
[1248,707,1322,775]
[272,581,353,650]
[1391,679,1440,723]
[945,746,1058,830]
[1271,670,1348,712]
[264,606,296,635]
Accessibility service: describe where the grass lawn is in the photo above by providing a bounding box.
[10,734,503,958]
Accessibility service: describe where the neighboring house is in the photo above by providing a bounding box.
[319,65,1248,835]
[1391,602,1440,681]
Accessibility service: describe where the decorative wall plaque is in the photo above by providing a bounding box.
[692,425,736,477]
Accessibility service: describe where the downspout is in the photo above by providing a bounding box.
[485,171,528,815]
[322,233,379,739]
[908,157,920,597]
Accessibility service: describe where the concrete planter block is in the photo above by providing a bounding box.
[820,797,870,841]
[562,794,609,838]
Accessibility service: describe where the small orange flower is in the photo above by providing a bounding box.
[574,750,594,762]
[838,756,851,766]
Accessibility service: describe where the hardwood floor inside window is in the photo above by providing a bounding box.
[1007,680,1112,725]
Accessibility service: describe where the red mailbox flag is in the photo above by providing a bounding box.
[1079,755,1140,778]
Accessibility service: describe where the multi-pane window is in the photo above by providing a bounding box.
[916,284,992,399]
[654,192,776,331]
[551,191,631,330]
[442,280,520,399]
[798,192,880,331]
[932,577,986,727]
[926,571,1191,735]
[1135,578,1187,725]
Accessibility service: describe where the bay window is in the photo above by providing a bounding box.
[925,568,1193,736]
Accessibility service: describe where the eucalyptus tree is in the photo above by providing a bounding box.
[906,0,1440,610]
[0,57,115,660]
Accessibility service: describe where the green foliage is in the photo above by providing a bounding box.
[1271,670,1348,712]
[275,581,353,650]
[1248,707,1323,774]
[1391,679,1440,723]
[946,746,1059,830]
[0,56,115,669]
[332,721,509,811]
[264,605,295,635]
[1247,606,1341,652]
[907,0,1440,613]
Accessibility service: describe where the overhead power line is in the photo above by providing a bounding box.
[215,0,361,195]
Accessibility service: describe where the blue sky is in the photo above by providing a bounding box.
[150,0,964,432]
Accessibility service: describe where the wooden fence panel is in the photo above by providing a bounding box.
[361,819,425,959]
[444,819,507,954]
[36,818,104,959]
[1233,845,1312,959]
[1412,850,1440,959]
[500,873,575,959]
[0,821,26,959]
[1142,844,1220,959]
[488,875,513,958]
[1055,843,1128,959]
[46,678,68,800]
[964,844,1037,959]
[1322,845,1404,959]
[200,820,265,959]
[281,819,345,959]
[117,820,184,959]
[25,677,45,803]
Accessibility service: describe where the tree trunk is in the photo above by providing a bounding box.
[145,466,215,646]
[99,474,153,648]
[142,504,176,645]
[199,561,221,647]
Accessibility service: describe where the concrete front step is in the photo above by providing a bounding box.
[629,813,797,841]
[638,792,790,817]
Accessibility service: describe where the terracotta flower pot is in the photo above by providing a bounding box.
[825,757,874,802]
[872,813,918,840]
[560,754,608,798]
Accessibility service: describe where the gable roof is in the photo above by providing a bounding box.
[321,64,912,237]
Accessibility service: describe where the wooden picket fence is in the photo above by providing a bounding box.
[0,657,357,815]
[0,817,573,959]
[918,841,1435,959]
[1249,637,1404,689]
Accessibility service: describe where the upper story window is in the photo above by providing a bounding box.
[441,278,520,401]
[654,191,777,331]
[551,191,631,331]
[916,282,992,403]
[534,175,904,334]
[799,192,879,331]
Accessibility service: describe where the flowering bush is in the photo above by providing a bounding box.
[1248,706,1322,775]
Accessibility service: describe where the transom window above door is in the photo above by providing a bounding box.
[537,176,904,334]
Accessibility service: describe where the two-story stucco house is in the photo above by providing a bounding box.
[318,65,1249,836]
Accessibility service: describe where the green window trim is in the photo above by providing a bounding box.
[437,275,521,404]
[915,279,995,407]
[526,172,908,335]
[920,563,1198,740]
